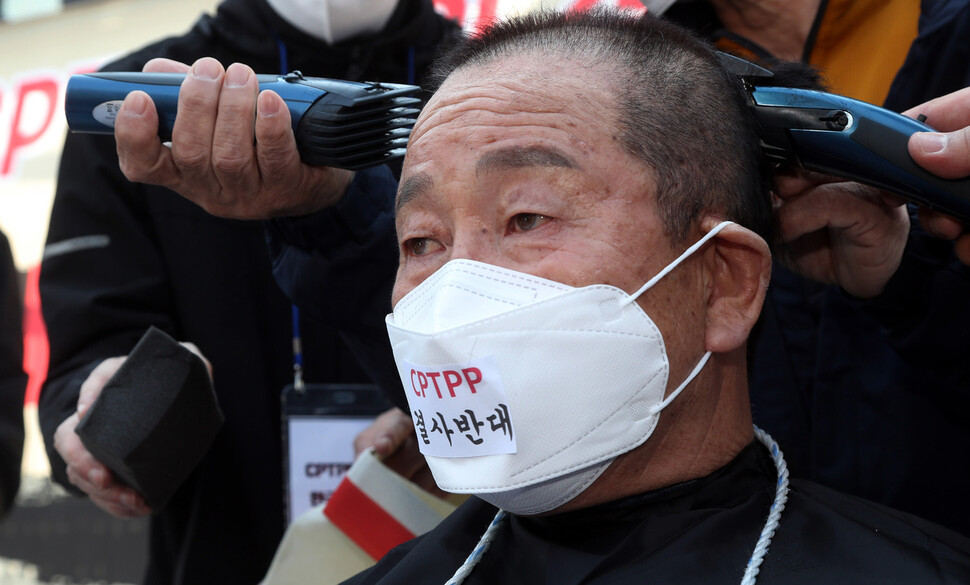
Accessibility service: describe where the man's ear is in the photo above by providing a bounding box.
[701,220,771,353]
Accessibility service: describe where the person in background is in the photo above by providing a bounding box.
[0,230,26,519]
[654,0,970,535]
[38,0,459,583]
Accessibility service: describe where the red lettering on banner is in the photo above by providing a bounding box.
[566,0,647,14]
[69,62,101,76]
[568,0,599,12]
[441,1,649,35]
[476,0,499,35]
[22,265,48,406]
[0,88,4,172]
[3,77,59,177]
[433,0,466,23]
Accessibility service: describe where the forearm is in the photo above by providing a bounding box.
[267,165,398,323]
[38,362,96,493]
[267,165,404,405]
[859,209,970,384]
[40,132,181,490]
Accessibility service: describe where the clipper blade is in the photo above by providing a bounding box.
[290,76,422,170]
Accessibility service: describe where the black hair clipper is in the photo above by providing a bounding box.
[719,53,970,222]
[65,71,422,171]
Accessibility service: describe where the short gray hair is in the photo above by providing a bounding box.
[429,9,772,244]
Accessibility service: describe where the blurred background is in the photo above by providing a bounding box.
[0,0,638,582]
[1,3,220,583]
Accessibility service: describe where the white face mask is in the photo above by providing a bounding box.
[385,222,733,515]
[266,0,400,45]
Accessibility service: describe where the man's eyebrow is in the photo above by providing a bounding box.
[476,145,578,177]
[395,146,576,213]
[396,172,434,214]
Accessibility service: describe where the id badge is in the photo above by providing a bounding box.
[282,383,391,525]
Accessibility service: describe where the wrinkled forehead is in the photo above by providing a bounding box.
[408,53,619,151]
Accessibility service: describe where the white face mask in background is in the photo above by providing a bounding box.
[266,0,400,45]
[385,222,733,515]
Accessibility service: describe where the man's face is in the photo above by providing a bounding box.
[392,53,709,374]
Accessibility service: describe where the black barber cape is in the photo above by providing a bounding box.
[343,443,970,584]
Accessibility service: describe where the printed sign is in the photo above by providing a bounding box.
[286,417,373,522]
[401,355,517,458]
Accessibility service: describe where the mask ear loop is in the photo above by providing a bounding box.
[616,220,734,413]
[619,220,735,308]
[650,351,712,414]
[648,350,711,414]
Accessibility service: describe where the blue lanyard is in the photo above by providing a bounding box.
[275,35,290,75]
[291,305,305,392]
[275,37,414,393]
[274,34,306,392]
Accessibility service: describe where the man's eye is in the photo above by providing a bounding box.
[510,213,550,232]
[403,238,439,257]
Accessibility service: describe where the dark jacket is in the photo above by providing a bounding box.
[38,1,460,583]
[0,231,26,517]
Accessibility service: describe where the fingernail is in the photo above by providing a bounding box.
[376,436,394,455]
[192,59,220,81]
[257,92,280,117]
[123,92,149,116]
[88,468,103,486]
[225,64,249,88]
[917,132,947,154]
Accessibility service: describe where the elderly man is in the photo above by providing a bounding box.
[107,6,970,582]
[332,10,970,583]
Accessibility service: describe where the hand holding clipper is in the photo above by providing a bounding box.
[68,59,415,219]
[66,69,422,171]
[719,52,970,223]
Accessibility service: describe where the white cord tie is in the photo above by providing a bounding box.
[444,425,789,585]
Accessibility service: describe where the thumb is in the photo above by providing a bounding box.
[180,342,213,381]
[78,356,127,418]
[909,128,970,179]
[143,57,191,74]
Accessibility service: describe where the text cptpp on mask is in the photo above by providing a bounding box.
[409,365,483,399]
[401,356,517,459]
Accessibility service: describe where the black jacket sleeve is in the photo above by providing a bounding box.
[38,131,178,492]
[0,231,26,516]
[859,210,970,387]
[858,0,970,386]
[266,166,406,408]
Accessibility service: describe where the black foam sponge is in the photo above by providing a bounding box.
[75,326,223,510]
